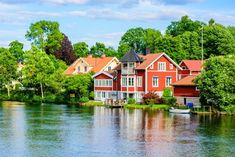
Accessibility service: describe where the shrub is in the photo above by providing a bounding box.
[79,97,89,103]
[32,95,42,102]
[163,97,177,106]
[142,91,163,105]
[162,88,172,98]
[89,91,94,100]
[128,98,136,104]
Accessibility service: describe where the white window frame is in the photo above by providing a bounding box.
[122,76,135,87]
[166,76,172,87]
[150,64,154,69]
[158,62,166,71]
[137,76,142,87]
[170,64,173,70]
[77,66,80,72]
[94,79,112,87]
[152,76,159,87]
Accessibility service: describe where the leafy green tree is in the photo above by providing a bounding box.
[0,48,18,97]
[63,74,93,99]
[8,40,24,61]
[195,55,235,111]
[227,26,235,40]
[22,46,56,99]
[119,27,145,53]
[73,42,89,58]
[203,24,235,58]
[90,42,106,57]
[25,20,63,53]
[105,47,118,57]
[144,28,162,52]
[117,43,130,58]
[166,15,204,36]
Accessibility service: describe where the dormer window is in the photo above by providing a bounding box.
[108,66,112,71]
[170,64,173,70]
[182,66,187,70]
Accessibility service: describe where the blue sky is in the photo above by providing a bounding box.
[0,0,235,50]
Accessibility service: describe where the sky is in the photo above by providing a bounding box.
[0,0,235,50]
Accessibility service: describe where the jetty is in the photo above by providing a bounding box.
[104,99,125,108]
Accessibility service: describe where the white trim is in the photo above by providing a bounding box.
[145,53,182,70]
[100,57,119,72]
[145,69,147,93]
[92,71,113,78]
[94,79,113,87]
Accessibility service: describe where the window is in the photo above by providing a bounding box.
[152,76,159,87]
[94,79,112,87]
[166,76,172,87]
[170,64,173,70]
[137,76,142,87]
[150,64,154,69]
[128,78,134,86]
[122,77,134,87]
[102,92,106,98]
[77,66,80,72]
[158,62,166,71]
[84,66,87,72]
[182,66,187,70]
[122,77,127,86]
[96,92,101,98]
[108,66,112,71]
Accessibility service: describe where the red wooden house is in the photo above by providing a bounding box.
[178,60,203,79]
[93,50,181,102]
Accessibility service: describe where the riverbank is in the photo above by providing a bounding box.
[124,104,170,110]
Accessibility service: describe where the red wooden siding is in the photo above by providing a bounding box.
[173,86,199,97]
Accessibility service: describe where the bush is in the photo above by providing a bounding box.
[79,97,89,103]
[128,98,136,104]
[162,88,172,98]
[142,91,163,105]
[32,95,42,102]
[89,91,94,100]
[163,97,177,106]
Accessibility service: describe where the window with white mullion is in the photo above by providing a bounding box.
[165,76,172,87]
[158,62,166,71]
[137,76,142,87]
[152,76,159,87]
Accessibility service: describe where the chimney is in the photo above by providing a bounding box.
[88,54,93,58]
[101,54,106,58]
[144,48,151,56]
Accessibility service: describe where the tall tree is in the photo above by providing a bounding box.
[119,27,145,53]
[227,26,235,40]
[203,24,235,58]
[195,55,235,112]
[25,20,63,53]
[73,42,89,58]
[0,48,18,97]
[166,15,204,36]
[90,42,106,57]
[51,33,76,65]
[22,46,56,99]
[8,40,24,61]
[144,28,162,52]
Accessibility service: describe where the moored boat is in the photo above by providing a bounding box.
[169,107,191,114]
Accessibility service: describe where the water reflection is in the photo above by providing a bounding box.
[0,101,234,157]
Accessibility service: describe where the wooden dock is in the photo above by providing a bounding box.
[104,99,125,108]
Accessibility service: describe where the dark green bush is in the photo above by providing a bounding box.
[163,97,177,106]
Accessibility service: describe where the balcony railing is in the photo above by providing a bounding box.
[122,68,135,74]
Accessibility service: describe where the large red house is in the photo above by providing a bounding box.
[93,50,182,102]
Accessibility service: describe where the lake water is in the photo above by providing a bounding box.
[0,101,234,157]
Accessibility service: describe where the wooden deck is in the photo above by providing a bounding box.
[104,99,125,108]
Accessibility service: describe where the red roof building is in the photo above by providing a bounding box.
[93,50,182,102]
[178,60,203,79]
[64,54,119,75]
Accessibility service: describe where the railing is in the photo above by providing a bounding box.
[122,68,135,74]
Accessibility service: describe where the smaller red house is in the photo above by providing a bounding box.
[172,75,200,106]
[178,60,203,79]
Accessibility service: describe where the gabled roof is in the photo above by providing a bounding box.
[180,60,203,71]
[135,53,182,70]
[64,55,118,75]
[92,71,114,78]
[120,49,143,62]
[172,75,197,86]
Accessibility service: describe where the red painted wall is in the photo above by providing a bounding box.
[146,55,177,92]
[173,86,199,97]
[94,73,113,91]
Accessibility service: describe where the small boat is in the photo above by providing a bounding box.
[169,107,190,114]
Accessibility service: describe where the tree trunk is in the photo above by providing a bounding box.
[40,82,44,99]
[7,84,10,98]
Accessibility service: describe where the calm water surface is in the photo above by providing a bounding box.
[0,101,234,157]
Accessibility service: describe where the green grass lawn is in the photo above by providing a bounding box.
[124,104,170,110]
[83,101,104,106]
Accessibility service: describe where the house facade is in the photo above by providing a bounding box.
[93,50,182,102]
[172,75,200,106]
[64,54,119,75]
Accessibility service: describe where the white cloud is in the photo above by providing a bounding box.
[42,0,88,5]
